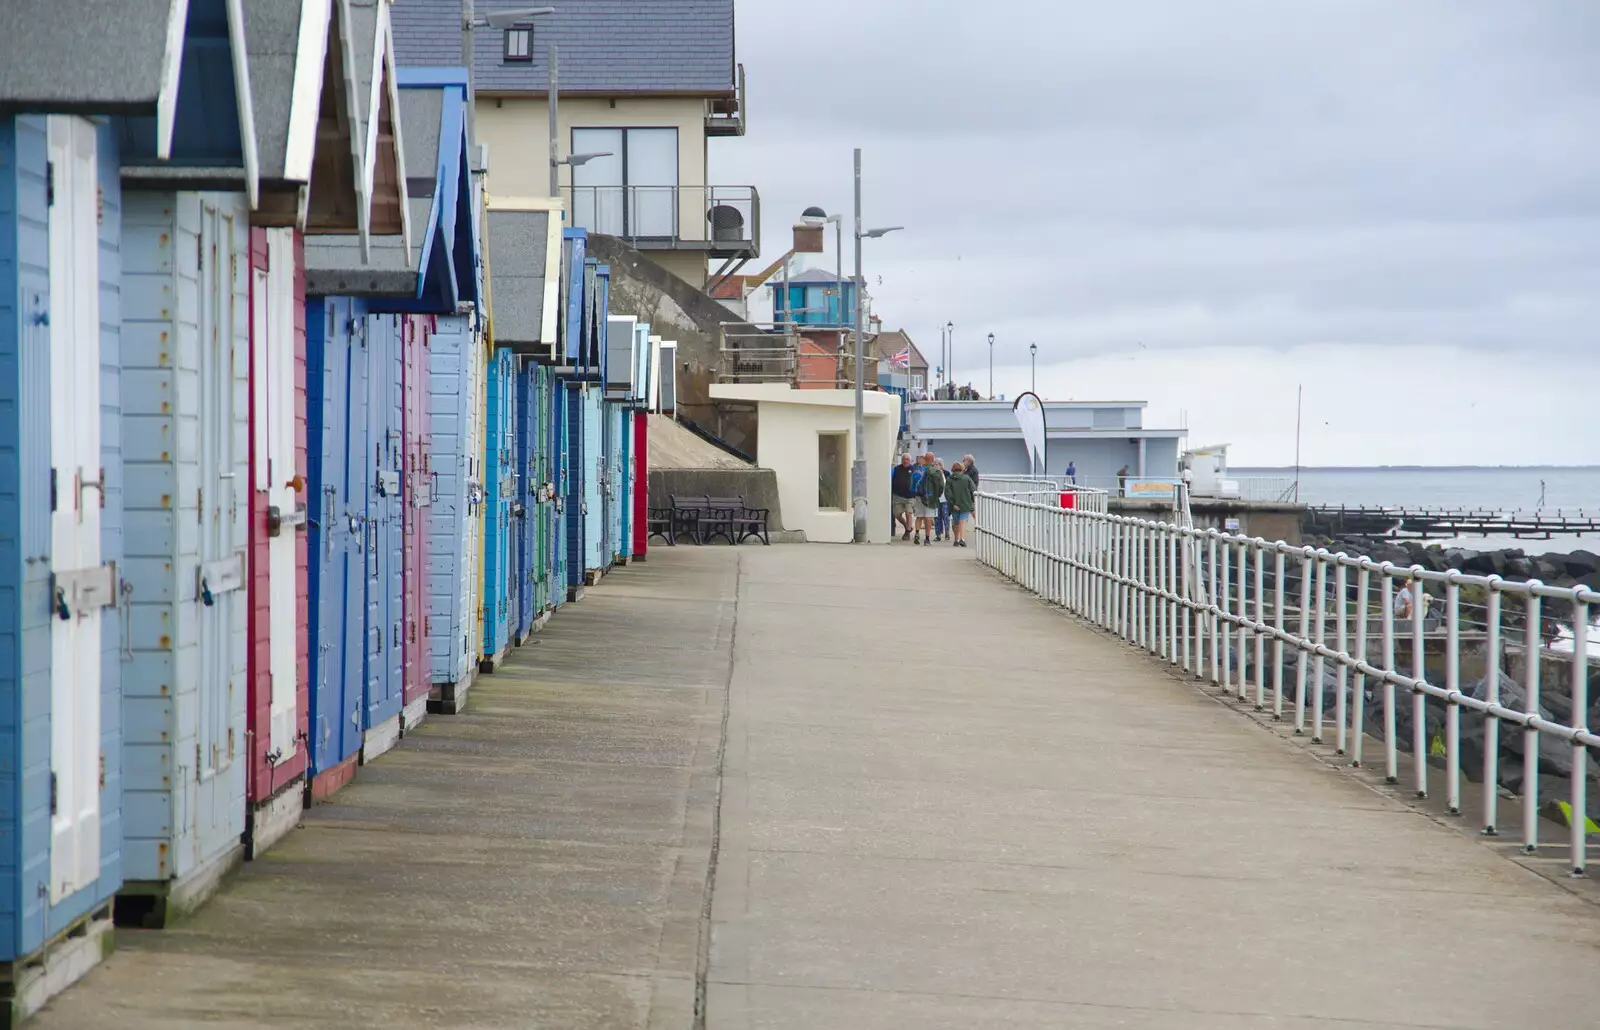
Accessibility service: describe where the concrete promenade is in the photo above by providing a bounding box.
[32,545,1600,1028]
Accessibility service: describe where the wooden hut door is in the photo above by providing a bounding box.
[195,198,243,851]
[46,116,104,903]
[262,230,299,759]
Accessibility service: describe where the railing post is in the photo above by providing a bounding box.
[1445,574,1462,815]
[1482,578,1501,835]
[1382,563,1400,785]
[1410,567,1428,800]
[1169,526,1180,666]
[1236,540,1249,702]
[1569,595,1588,876]
[1219,535,1232,690]
[1254,545,1266,710]
[1312,551,1328,743]
[1351,564,1369,765]
[1273,547,1286,719]
[1208,533,1220,685]
[1523,587,1542,851]
[1295,549,1311,735]
[1334,557,1349,754]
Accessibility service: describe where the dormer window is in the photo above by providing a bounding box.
[504,26,532,61]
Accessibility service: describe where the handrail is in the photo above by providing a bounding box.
[973,491,1599,873]
[562,184,759,250]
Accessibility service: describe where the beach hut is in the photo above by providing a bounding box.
[605,314,639,565]
[370,68,488,713]
[300,0,411,794]
[106,0,267,927]
[485,196,562,627]
[631,323,654,561]
[237,0,359,859]
[480,347,515,667]
[0,27,132,1002]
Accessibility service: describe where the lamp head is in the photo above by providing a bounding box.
[484,6,556,29]
[863,226,903,239]
[988,333,995,345]
[800,205,828,226]
[562,151,612,167]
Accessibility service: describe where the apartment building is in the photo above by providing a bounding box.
[393,0,755,289]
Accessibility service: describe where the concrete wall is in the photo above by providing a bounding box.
[712,384,900,544]
[648,468,786,531]
[587,234,755,446]
[1109,499,1305,545]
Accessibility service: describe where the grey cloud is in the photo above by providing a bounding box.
[716,0,1600,403]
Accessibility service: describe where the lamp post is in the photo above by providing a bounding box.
[945,320,953,397]
[1029,341,1037,394]
[462,5,554,152]
[987,332,995,399]
[846,149,902,543]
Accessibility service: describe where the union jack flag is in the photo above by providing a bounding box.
[889,346,911,368]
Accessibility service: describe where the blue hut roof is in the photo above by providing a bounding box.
[305,66,472,310]
[117,0,261,204]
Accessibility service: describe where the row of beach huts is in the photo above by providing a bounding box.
[0,1,673,1018]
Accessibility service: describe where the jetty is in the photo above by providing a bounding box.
[1308,504,1600,540]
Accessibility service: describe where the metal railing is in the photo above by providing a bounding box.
[563,185,759,250]
[974,491,1599,872]
[982,476,1110,515]
[715,323,855,388]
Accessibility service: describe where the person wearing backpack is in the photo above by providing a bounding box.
[915,452,945,546]
[946,461,977,547]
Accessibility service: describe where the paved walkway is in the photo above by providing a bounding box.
[32,544,1600,1029]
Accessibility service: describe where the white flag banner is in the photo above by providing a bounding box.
[1013,392,1046,476]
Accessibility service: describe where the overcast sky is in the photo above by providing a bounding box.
[711,1,1600,467]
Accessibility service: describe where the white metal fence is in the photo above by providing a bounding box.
[981,475,1111,514]
[974,491,1599,873]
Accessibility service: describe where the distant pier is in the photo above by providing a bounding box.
[1308,504,1600,540]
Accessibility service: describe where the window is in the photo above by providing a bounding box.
[818,433,848,510]
[504,26,531,61]
[570,127,679,237]
[911,374,924,389]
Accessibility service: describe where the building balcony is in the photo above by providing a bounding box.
[705,64,747,137]
[564,184,760,259]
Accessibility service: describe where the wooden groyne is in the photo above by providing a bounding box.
[1307,505,1600,540]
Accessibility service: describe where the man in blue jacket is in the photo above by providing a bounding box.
[890,453,917,540]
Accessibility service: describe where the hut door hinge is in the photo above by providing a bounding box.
[46,161,55,207]
[50,772,57,815]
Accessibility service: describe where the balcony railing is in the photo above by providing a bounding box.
[716,324,857,389]
[563,185,759,256]
[705,64,746,137]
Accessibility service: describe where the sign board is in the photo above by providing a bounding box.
[1125,479,1176,498]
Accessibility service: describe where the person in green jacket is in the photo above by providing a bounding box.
[915,453,946,546]
[945,462,976,548]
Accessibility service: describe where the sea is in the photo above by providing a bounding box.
[1230,465,1600,556]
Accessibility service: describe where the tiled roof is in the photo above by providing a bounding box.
[391,0,735,94]
[0,0,177,109]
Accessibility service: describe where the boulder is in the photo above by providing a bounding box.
[1558,549,1600,579]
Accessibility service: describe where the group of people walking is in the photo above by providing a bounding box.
[890,452,978,547]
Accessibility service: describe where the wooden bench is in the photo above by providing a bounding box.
[670,496,725,545]
[647,507,676,546]
[708,495,770,546]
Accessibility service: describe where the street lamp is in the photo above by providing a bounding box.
[945,320,953,396]
[987,332,995,399]
[1030,341,1037,394]
[850,148,903,543]
[461,5,555,150]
